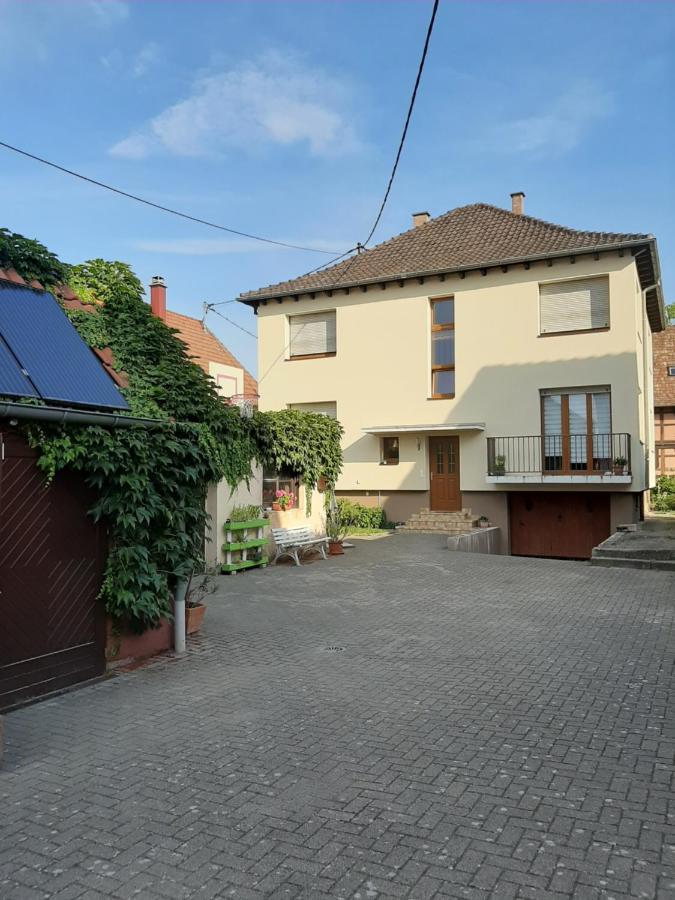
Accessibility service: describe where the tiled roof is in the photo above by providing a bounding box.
[240,203,650,301]
[653,325,675,407]
[165,310,258,398]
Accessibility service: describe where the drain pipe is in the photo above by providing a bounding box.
[173,577,187,656]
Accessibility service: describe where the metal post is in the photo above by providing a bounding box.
[174,577,187,656]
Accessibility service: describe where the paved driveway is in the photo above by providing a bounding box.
[2,535,675,900]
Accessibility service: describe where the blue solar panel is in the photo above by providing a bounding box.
[0,333,39,399]
[0,283,129,410]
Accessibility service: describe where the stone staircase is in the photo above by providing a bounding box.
[400,508,479,535]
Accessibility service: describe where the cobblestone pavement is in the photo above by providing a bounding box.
[2,535,675,900]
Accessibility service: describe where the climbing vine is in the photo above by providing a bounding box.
[254,409,343,510]
[2,229,343,632]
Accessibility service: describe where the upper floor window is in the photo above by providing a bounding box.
[288,401,337,418]
[381,437,399,466]
[289,311,336,359]
[431,297,455,398]
[539,276,609,335]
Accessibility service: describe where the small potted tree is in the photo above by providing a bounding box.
[478,515,491,529]
[325,505,347,555]
[613,456,628,476]
[492,455,506,476]
[185,569,217,635]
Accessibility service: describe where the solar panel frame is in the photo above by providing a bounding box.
[0,333,40,400]
[0,282,129,411]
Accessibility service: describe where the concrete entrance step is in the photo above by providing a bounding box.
[591,518,675,571]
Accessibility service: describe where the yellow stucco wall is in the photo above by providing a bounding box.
[257,254,654,497]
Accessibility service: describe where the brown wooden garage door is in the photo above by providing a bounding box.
[509,492,611,560]
[0,432,106,711]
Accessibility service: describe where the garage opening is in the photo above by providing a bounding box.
[509,492,611,560]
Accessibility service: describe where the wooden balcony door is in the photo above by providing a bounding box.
[429,436,461,510]
[542,390,611,474]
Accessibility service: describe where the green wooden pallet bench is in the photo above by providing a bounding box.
[222,518,268,574]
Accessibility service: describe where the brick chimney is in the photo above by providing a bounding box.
[149,275,166,320]
[412,211,430,228]
[510,192,525,216]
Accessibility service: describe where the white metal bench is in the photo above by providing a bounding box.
[271,527,329,566]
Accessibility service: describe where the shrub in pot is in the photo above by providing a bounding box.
[478,515,490,528]
[325,505,347,555]
[185,569,217,635]
[613,456,628,476]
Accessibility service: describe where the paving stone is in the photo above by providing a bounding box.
[1,535,674,899]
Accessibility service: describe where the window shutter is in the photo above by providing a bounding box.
[289,311,336,357]
[539,277,609,334]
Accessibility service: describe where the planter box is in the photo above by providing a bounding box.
[106,618,172,669]
[222,518,268,575]
[186,603,206,635]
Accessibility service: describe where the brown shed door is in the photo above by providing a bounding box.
[509,492,611,560]
[0,433,106,711]
[429,436,461,511]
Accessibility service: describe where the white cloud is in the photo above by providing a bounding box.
[0,0,129,63]
[134,237,344,256]
[110,52,359,160]
[133,42,160,78]
[86,1,129,27]
[487,81,613,156]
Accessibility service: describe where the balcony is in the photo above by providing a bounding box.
[486,433,632,484]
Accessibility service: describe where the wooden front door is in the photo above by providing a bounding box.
[0,432,107,711]
[429,436,460,511]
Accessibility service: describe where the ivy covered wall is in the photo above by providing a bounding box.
[0,228,342,633]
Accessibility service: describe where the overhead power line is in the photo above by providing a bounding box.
[208,306,257,339]
[328,0,440,288]
[363,0,439,248]
[0,140,341,255]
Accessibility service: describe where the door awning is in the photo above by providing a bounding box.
[362,423,485,435]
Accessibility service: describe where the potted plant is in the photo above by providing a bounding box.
[185,569,217,635]
[272,489,295,512]
[613,456,628,475]
[325,505,347,555]
[478,515,491,528]
[492,455,506,476]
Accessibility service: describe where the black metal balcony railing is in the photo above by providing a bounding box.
[487,433,632,477]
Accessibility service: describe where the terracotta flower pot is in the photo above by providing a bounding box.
[479,521,490,528]
[185,603,206,635]
[328,541,344,556]
[272,502,281,511]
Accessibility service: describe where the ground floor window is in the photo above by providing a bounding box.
[381,437,399,465]
[262,470,297,509]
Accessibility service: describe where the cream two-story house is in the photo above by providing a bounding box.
[239,194,666,559]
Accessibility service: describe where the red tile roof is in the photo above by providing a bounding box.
[165,309,258,399]
[239,203,651,301]
[653,326,675,407]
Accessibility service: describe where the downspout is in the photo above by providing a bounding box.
[173,577,187,656]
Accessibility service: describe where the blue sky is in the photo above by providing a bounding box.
[1,0,673,377]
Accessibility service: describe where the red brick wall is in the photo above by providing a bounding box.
[653,325,675,407]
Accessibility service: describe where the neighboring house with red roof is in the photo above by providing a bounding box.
[148,276,257,403]
[240,192,667,560]
[146,276,261,566]
[652,324,675,475]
